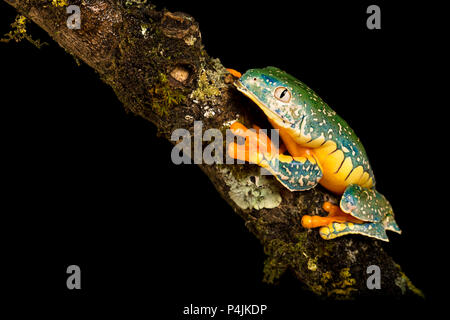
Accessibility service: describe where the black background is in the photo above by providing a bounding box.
[0,0,446,317]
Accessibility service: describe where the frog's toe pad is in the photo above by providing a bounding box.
[319,221,389,242]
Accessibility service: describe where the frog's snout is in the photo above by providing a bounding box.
[233,79,248,93]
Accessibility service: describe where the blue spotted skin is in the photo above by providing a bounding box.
[320,221,389,241]
[234,67,401,241]
[341,184,401,233]
[236,67,375,186]
[341,185,387,222]
[262,155,322,191]
[322,185,402,241]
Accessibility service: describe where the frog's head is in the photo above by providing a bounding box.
[234,67,305,128]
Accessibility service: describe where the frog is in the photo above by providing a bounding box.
[227,66,401,241]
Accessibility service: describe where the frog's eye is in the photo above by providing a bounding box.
[274,87,291,103]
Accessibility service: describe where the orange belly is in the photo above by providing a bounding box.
[270,122,373,194]
[312,141,373,194]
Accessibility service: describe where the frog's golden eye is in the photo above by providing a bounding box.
[274,87,291,103]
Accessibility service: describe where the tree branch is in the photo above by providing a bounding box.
[4,0,423,298]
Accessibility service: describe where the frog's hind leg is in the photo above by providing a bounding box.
[339,184,402,236]
[228,122,322,191]
[302,185,401,241]
[302,201,390,241]
[319,220,390,241]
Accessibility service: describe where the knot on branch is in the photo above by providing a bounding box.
[168,62,196,87]
[161,11,200,46]
[170,64,190,82]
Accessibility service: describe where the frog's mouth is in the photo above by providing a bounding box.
[234,80,292,126]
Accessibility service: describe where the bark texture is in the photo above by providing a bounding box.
[4,0,423,299]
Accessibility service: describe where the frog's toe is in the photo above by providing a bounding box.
[319,221,389,242]
[226,68,242,78]
[227,140,263,165]
[228,122,279,164]
[229,122,251,138]
[301,201,363,229]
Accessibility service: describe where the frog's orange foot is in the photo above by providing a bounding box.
[301,202,363,229]
[227,122,279,164]
[226,68,242,78]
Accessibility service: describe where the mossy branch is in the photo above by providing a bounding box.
[1,14,46,47]
[2,0,423,299]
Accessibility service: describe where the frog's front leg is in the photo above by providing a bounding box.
[227,122,277,164]
[228,122,322,191]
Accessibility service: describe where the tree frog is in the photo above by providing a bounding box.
[227,67,401,241]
